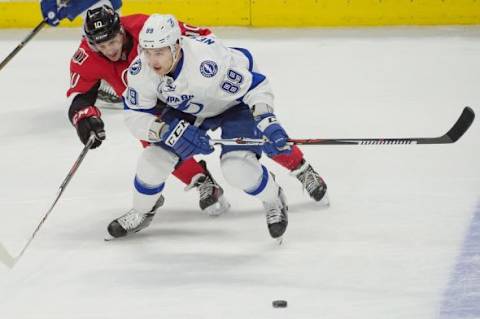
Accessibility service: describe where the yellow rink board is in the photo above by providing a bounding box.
[251,0,480,26]
[0,0,251,28]
[0,0,479,28]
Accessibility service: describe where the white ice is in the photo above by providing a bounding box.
[0,26,479,319]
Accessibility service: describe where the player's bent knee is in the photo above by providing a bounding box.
[221,150,263,190]
[136,146,179,185]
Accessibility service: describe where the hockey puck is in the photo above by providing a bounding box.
[272,300,287,308]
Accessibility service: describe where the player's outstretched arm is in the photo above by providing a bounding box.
[40,0,122,26]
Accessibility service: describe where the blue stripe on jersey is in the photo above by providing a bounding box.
[237,71,267,103]
[249,71,266,91]
[171,49,185,80]
[246,165,269,196]
[231,47,253,71]
[123,99,158,115]
[134,176,165,195]
[230,47,266,102]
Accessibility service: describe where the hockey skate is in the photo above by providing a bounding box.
[106,194,165,239]
[95,80,123,109]
[263,187,288,240]
[292,160,329,206]
[185,160,230,216]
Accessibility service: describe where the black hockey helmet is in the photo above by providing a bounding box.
[84,5,121,44]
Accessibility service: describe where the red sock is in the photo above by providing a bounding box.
[271,145,304,171]
[140,140,150,148]
[172,157,206,185]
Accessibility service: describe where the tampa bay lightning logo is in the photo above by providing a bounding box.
[167,95,204,115]
[177,98,204,115]
[158,77,176,93]
[129,60,142,75]
[200,60,218,78]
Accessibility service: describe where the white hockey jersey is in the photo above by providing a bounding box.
[123,35,274,142]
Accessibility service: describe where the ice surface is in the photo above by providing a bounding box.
[0,26,479,319]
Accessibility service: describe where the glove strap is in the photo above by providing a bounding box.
[256,115,278,132]
[72,106,101,126]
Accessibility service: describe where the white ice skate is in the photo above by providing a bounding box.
[105,195,164,240]
[263,187,288,241]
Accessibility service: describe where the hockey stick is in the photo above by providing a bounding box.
[0,134,97,269]
[0,20,47,72]
[211,107,475,146]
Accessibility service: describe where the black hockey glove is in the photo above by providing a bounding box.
[72,106,105,149]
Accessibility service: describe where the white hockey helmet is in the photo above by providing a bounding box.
[139,14,181,57]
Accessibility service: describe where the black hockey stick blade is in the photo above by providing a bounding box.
[437,106,475,144]
[290,106,475,146]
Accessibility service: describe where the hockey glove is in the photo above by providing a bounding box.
[161,119,213,160]
[72,106,105,149]
[41,0,123,26]
[40,0,63,26]
[255,112,291,155]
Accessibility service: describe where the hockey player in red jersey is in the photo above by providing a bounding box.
[66,7,230,235]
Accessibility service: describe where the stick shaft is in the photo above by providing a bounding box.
[0,135,96,268]
[0,20,47,71]
[212,107,475,147]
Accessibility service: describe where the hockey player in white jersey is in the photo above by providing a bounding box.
[121,14,291,239]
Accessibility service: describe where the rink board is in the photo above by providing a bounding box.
[1,0,480,28]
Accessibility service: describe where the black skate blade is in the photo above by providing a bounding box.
[315,192,330,208]
[104,234,127,242]
[104,235,130,242]
[104,229,143,241]
[104,236,115,242]
[205,195,231,217]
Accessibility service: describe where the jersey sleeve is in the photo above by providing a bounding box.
[123,56,162,141]
[178,21,213,37]
[207,47,274,109]
[66,46,101,98]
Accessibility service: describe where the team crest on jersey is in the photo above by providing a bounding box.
[165,94,204,114]
[200,60,218,78]
[158,77,176,93]
[129,60,142,75]
[72,48,89,65]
